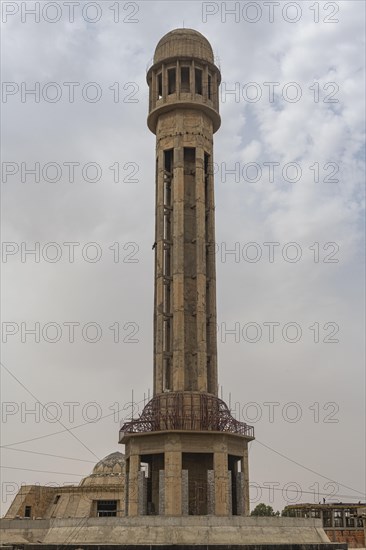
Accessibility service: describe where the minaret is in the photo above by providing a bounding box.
[120,29,254,518]
[150,29,220,397]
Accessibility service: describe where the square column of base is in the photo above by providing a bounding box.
[159,470,165,515]
[182,470,189,516]
[214,452,229,516]
[124,473,129,516]
[207,470,215,515]
[128,455,140,516]
[164,451,182,516]
[242,449,250,516]
[138,471,147,515]
[227,470,232,515]
[236,471,245,516]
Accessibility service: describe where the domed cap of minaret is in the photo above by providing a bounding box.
[154,28,214,64]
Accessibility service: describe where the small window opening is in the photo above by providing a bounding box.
[54,495,61,504]
[97,500,117,517]
[181,67,190,93]
[208,74,212,99]
[164,149,173,174]
[195,69,203,95]
[157,73,162,99]
[333,509,343,528]
[323,510,332,527]
[168,68,176,94]
[204,152,210,179]
[24,505,32,518]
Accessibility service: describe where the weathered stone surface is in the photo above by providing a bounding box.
[158,470,165,516]
[0,545,348,550]
[0,516,345,546]
[138,472,147,516]
[182,470,189,516]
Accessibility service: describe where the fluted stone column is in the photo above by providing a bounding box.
[164,451,182,516]
[138,471,147,516]
[128,455,140,517]
[214,452,229,516]
[159,470,165,515]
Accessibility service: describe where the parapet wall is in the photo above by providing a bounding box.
[0,516,347,547]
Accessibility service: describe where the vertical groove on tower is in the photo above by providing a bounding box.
[155,148,165,394]
[172,133,185,391]
[205,151,218,395]
[196,145,207,392]
[163,149,173,391]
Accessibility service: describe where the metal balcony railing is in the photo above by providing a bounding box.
[119,392,254,439]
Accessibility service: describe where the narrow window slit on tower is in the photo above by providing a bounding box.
[181,67,190,93]
[163,149,173,391]
[157,73,162,99]
[204,152,210,180]
[195,68,203,95]
[164,149,173,174]
[204,152,213,393]
[168,68,176,94]
[208,74,212,99]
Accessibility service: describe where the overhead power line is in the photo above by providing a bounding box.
[1,447,96,463]
[1,362,363,501]
[1,361,100,461]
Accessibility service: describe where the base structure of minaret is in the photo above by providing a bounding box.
[120,391,254,517]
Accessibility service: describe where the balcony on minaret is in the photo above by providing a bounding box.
[148,60,219,110]
[147,29,221,135]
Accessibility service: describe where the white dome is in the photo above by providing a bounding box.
[92,452,125,475]
[79,452,126,487]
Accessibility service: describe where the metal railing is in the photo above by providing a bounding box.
[120,392,254,439]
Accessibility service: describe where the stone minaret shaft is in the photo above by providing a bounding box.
[149,35,221,397]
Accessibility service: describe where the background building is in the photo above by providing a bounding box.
[4,452,126,520]
[284,503,366,548]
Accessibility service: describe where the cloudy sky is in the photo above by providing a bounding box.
[1,0,365,514]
